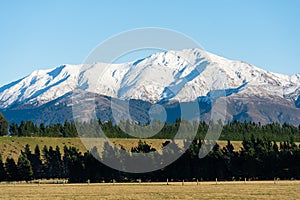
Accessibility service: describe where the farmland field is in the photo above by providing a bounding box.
[0,181,299,199]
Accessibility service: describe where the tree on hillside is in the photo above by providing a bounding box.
[0,112,8,136]
[222,140,238,178]
[42,145,62,178]
[63,146,85,183]
[5,157,18,181]
[52,146,63,178]
[32,144,43,179]
[9,122,18,136]
[61,120,78,137]
[0,153,6,181]
[17,154,33,182]
[83,147,103,182]
[22,144,43,179]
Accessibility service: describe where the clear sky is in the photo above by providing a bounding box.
[0,0,299,86]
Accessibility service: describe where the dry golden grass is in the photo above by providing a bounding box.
[0,137,87,161]
[0,137,245,160]
[0,181,299,199]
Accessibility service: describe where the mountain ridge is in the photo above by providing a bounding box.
[0,48,299,125]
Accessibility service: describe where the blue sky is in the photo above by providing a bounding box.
[0,0,299,86]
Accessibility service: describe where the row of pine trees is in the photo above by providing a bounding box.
[0,137,299,183]
[3,119,300,142]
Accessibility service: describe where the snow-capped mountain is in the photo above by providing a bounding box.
[0,48,299,124]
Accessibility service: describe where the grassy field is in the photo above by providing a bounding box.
[0,137,86,160]
[0,181,299,199]
[0,137,244,160]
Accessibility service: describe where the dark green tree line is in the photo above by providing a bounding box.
[4,119,300,142]
[1,137,299,183]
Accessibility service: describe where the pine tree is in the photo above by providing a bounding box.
[0,153,6,181]
[5,157,18,181]
[29,144,43,179]
[52,146,62,178]
[63,146,85,183]
[17,154,33,182]
[9,122,18,136]
[18,121,26,137]
[0,112,8,136]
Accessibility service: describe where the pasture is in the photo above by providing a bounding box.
[0,181,299,199]
[0,137,244,160]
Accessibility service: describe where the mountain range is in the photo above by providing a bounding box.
[1,48,299,125]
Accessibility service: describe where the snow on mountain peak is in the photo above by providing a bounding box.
[0,48,299,109]
[0,64,81,108]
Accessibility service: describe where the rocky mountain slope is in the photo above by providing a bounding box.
[1,48,299,125]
